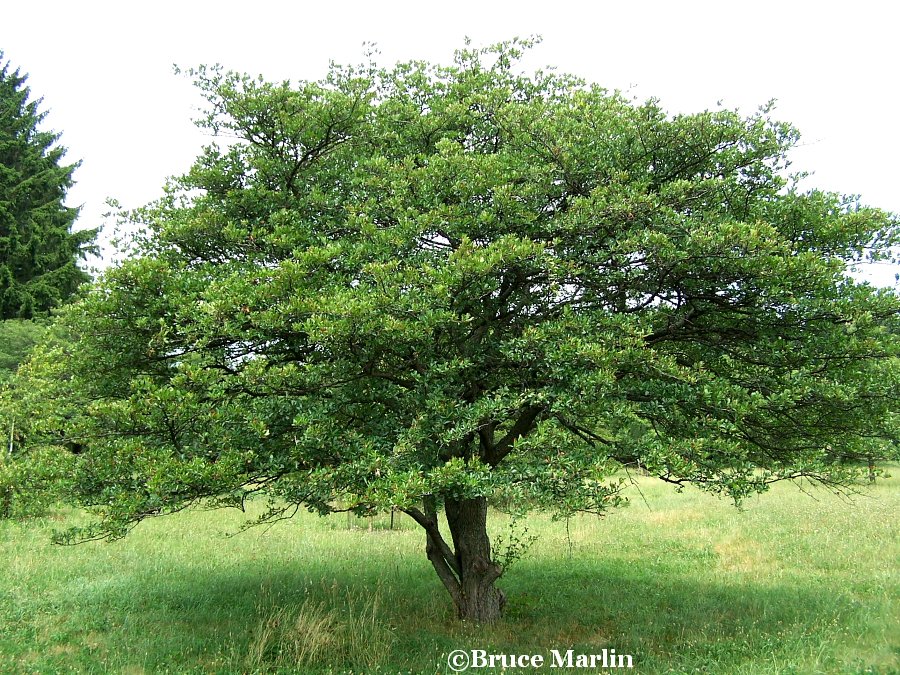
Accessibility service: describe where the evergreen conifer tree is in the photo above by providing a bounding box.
[0,52,96,319]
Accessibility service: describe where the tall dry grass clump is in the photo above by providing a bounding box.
[245,585,394,671]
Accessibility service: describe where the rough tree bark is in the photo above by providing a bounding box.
[404,495,506,623]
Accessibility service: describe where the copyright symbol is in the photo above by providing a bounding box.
[447,649,470,672]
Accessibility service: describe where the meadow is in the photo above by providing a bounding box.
[1,471,897,674]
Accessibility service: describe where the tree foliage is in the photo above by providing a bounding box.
[0,318,45,383]
[0,52,96,320]
[0,52,96,517]
[9,40,900,621]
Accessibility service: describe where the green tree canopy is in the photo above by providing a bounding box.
[0,318,45,383]
[11,40,900,622]
[0,52,96,319]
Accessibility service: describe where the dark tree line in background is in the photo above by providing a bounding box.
[1,51,96,516]
[0,51,96,380]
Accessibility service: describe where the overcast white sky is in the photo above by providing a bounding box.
[2,0,897,283]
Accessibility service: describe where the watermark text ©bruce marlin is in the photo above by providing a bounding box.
[446,648,634,671]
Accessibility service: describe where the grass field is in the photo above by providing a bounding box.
[1,471,897,674]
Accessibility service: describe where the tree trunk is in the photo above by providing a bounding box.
[405,495,506,623]
[445,496,506,623]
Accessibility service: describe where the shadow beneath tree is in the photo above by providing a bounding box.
[67,548,877,673]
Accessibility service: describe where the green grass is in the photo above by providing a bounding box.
[1,472,897,674]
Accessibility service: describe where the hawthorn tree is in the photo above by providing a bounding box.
[13,40,900,622]
[0,52,96,320]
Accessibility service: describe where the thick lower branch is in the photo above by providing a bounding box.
[404,498,463,607]
[403,502,460,576]
[426,529,463,607]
